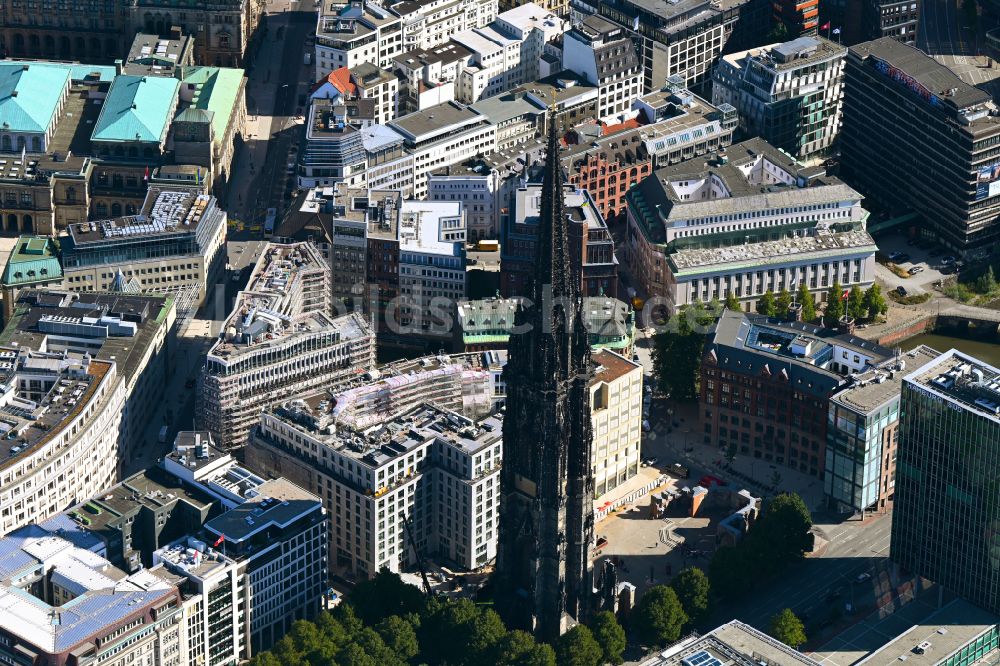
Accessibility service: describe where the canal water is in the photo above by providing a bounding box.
[901,332,1000,367]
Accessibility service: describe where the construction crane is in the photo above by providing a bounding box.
[400,512,433,596]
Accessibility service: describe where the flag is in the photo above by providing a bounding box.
[213,534,225,547]
[143,165,149,181]
[20,144,25,164]
[841,289,849,300]
[821,21,831,30]
[633,14,640,31]
[832,27,841,34]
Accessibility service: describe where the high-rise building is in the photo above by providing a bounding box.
[495,114,594,640]
[712,36,847,159]
[841,39,1000,255]
[891,350,1000,614]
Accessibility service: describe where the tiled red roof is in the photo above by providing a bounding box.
[310,67,357,96]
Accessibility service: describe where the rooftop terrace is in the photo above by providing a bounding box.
[68,189,217,244]
[669,230,876,274]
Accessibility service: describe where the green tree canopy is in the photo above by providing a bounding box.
[756,290,777,316]
[376,616,419,661]
[491,630,556,666]
[797,284,817,322]
[847,285,866,321]
[725,292,741,311]
[863,283,887,320]
[555,625,604,666]
[634,585,689,647]
[775,289,793,317]
[825,281,844,325]
[671,567,710,627]
[769,608,808,648]
[652,306,714,401]
[350,568,427,626]
[590,611,627,665]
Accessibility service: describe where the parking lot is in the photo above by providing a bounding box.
[873,234,959,296]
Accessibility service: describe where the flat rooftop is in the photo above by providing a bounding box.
[906,348,1000,422]
[723,36,846,72]
[125,34,191,75]
[669,229,877,274]
[832,345,940,414]
[642,620,821,666]
[854,598,999,666]
[204,477,320,543]
[388,101,485,143]
[67,189,217,244]
[850,38,991,112]
[398,200,463,255]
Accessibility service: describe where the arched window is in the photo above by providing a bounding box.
[1,136,11,152]
[30,137,41,152]
[6,214,16,230]
[128,146,138,158]
[15,136,24,151]
[22,214,32,232]
[95,203,108,217]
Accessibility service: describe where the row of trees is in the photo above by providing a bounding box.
[249,570,629,666]
[747,282,887,325]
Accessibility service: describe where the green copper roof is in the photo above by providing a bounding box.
[92,75,179,143]
[0,63,70,134]
[180,66,244,148]
[10,61,117,82]
[2,235,62,286]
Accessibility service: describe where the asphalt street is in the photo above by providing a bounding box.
[918,0,975,56]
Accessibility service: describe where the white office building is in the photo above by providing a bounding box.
[493,2,566,82]
[396,0,498,51]
[624,137,877,311]
[387,101,498,198]
[200,242,376,449]
[562,15,644,122]
[428,160,502,239]
[314,0,403,78]
[713,36,847,159]
[249,398,502,578]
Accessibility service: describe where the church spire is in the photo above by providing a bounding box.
[531,111,575,305]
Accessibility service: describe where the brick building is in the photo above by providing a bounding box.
[700,310,893,481]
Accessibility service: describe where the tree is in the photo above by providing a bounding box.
[977,265,997,294]
[754,493,813,564]
[756,290,777,316]
[376,616,419,661]
[590,611,627,665]
[466,609,508,662]
[708,545,753,601]
[797,284,817,322]
[725,441,737,466]
[555,625,603,666]
[863,283,887,320]
[847,285,866,321]
[775,288,793,318]
[634,585,688,646]
[825,281,844,325]
[769,608,807,648]
[350,568,426,626]
[419,597,481,665]
[491,630,556,666]
[769,470,783,489]
[725,291,741,312]
[671,567,710,627]
[651,308,707,401]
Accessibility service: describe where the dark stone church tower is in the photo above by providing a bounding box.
[495,113,595,642]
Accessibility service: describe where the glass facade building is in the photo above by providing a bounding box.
[891,349,1000,613]
[825,397,898,511]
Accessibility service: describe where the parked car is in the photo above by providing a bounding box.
[908,266,924,275]
[896,286,908,296]
[941,255,956,265]
[855,572,872,583]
